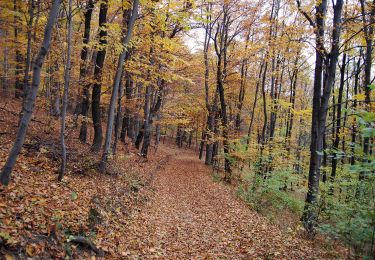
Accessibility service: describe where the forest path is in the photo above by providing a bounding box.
[122,145,319,259]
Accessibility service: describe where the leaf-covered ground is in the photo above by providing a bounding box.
[0,97,345,258]
[0,98,169,258]
[121,146,344,259]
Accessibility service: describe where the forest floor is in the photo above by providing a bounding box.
[120,144,343,259]
[0,96,345,259]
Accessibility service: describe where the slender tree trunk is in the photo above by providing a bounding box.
[286,55,299,153]
[201,2,213,161]
[330,53,346,182]
[50,63,61,117]
[140,85,151,155]
[91,0,108,152]
[205,97,217,165]
[2,32,9,92]
[120,76,131,142]
[23,0,35,98]
[247,61,264,147]
[58,0,73,181]
[199,128,206,159]
[155,112,161,146]
[351,55,361,165]
[100,0,139,171]
[14,0,24,98]
[261,61,269,144]
[341,59,349,164]
[235,32,250,131]
[113,72,125,154]
[79,0,94,142]
[0,0,61,185]
[359,0,374,170]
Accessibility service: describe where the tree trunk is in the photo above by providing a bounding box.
[261,61,268,144]
[351,55,361,165]
[91,0,108,152]
[112,72,125,154]
[23,0,35,98]
[14,0,24,99]
[79,0,94,142]
[235,32,250,131]
[286,55,299,153]
[58,0,73,181]
[301,0,343,233]
[140,85,152,155]
[140,77,164,156]
[359,0,374,171]
[100,0,139,171]
[50,63,61,117]
[199,129,205,160]
[247,61,264,147]
[0,0,61,185]
[217,55,231,180]
[155,114,161,146]
[120,73,134,142]
[330,53,346,182]
[2,31,9,92]
[205,109,215,165]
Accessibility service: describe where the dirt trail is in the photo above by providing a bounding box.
[122,145,323,259]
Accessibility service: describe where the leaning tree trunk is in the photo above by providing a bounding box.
[100,0,139,171]
[0,0,61,185]
[58,0,73,181]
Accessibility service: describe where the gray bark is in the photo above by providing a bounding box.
[58,0,73,181]
[100,0,139,172]
[0,0,62,185]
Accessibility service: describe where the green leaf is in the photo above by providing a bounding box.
[361,127,374,138]
[71,191,78,201]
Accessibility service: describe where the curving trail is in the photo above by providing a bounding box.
[123,145,323,259]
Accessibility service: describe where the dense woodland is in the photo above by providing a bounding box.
[0,0,374,258]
